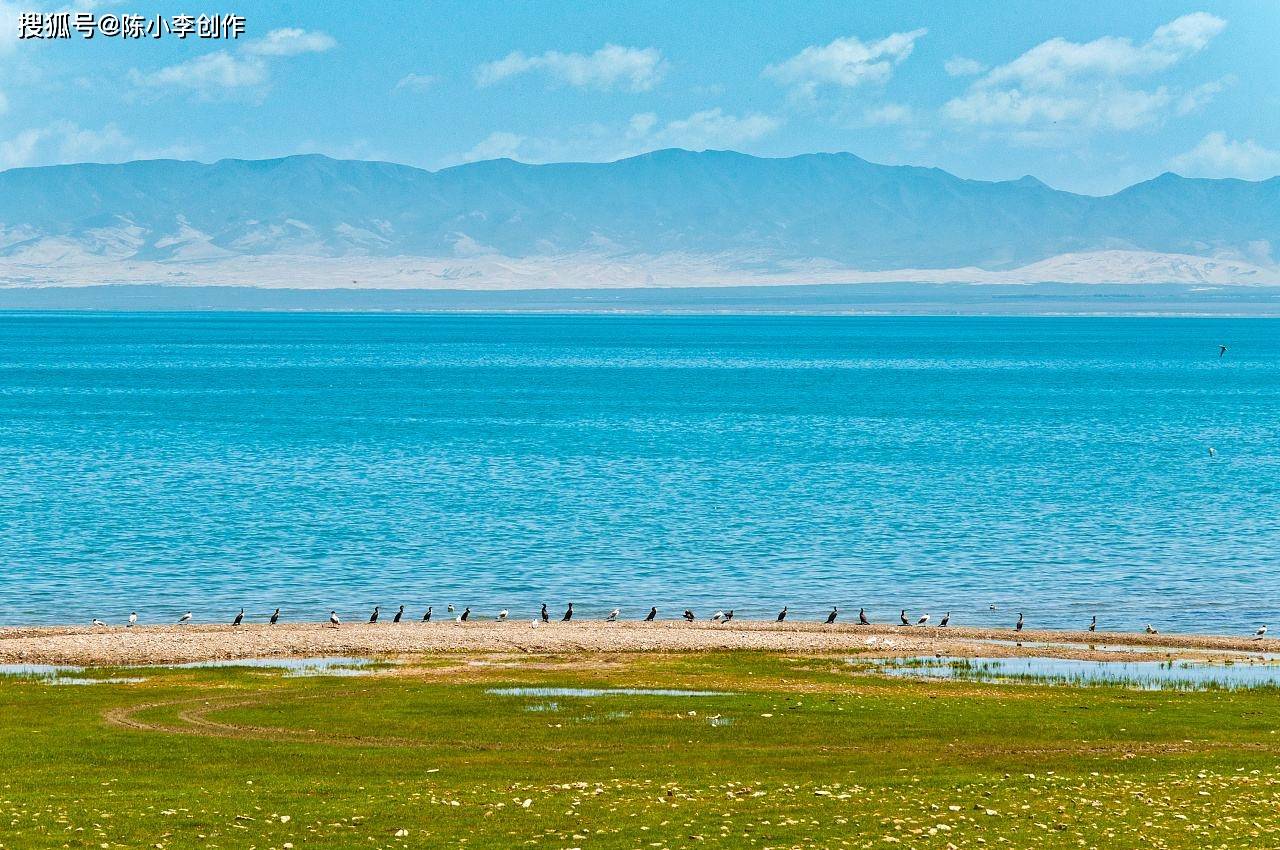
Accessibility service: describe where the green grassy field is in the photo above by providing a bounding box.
[1,652,1279,849]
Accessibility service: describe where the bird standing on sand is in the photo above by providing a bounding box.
[777,606,788,622]
[369,606,380,624]
[128,612,137,627]
[683,609,695,622]
[460,607,471,622]
[916,613,930,626]
[1015,613,1024,632]
[177,611,192,625]
[858,608,870,625]
[826,607,838,625]
[393,605,404,623]
[1219,344,1228,359]
[540,603,549,623]
[724,610,734,622]
[606,608,620,622]
[562,603,573,622]
[92,618,106,627]
[270,608,280,625]
[899,610,910,626]
[422,606,433,622]
[645,606,657,621]
[1089,615,1097,632]
[712,610,726,622]
[329,611,340,628]
[1145,623,1158,634]
[232,609,244,626]
[498,609,509,621]
[1256,625,1268,639]
[939,612,950,627]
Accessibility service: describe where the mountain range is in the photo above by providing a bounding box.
[0,148,1277,288]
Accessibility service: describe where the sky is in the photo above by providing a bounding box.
[1,0,1278,195]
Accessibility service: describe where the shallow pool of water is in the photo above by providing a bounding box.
[163,657,376,676]
[866,656,1280,690]
[487,687,729,698]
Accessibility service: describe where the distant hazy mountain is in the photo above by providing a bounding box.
[0,149,1277,288]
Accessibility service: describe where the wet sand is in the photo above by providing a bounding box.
[1,620,1274,666]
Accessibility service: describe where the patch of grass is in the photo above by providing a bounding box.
[2,652,1280,848]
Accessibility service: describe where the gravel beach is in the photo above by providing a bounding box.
[1,620,1274,666]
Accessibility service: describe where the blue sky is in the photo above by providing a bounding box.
[2,0,1278,194]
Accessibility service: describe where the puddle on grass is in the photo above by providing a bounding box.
[0,665,147,685]
[864,656,1280,690]
[488,687,730,698]
[50,677,149,686]
[163,657,378,676]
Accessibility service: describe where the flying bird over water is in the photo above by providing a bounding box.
[422,606,432,622]
[393,605,404,623]
[605,608,619,622]
[776,606,788,622]
[1219,344,1228,358]
[826,607,838,624]
[92,618,106,627]
[329,611,340,628]
[916,613,929,626]
[939,612,950,627]
[562,603,573,622]
[900,610,910,626]
[858,608,869,625]
[540,603,549,623]
[645,606,657,621]
[369,606,380,624]
[1015,613,1024,632]
[128,612,137,627]
[177,611,192,625]
[270,608,280,625]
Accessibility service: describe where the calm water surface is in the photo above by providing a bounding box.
[2,313,1276,630]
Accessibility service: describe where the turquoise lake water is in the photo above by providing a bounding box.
[2,313,1276,631]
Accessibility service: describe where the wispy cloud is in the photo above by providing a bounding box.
[130,28,335,100]
[764,29,926,100]
[863,103,914,125]
[944,13,1226,132]
[476,44,666,92]
[393,73,438,93]
[944,56,985,77]
[1171,132,1280,180]
[0,121,131,170]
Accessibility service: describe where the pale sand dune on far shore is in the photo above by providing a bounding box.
[0,620,1274,667]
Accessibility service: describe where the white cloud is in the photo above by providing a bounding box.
[130,28,335,99]
[944,13,1226,132]
[242,28,336,57]
[651,108,780,149]
[459,131,526,162]
[764,29,926,99]
[1170,132,1280,181]
[944,56,986,77]
[1177,76,1232,115]
[0,121,131,170]
[476,44,665,92]
[863,103,914,125]
[394,73,438,93]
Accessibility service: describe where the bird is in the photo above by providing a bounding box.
[916,613,930,626]
[369,606,380,624]
[605,608,620,622]
[899,610,910,626]
[776,606,788,622]
[232,609,244,626]
[1219,344,1228,359]
[329,611,340,628]
[562,603,574,622]
[498,609,509,621]
[858,608,870,625]
[270,608,280,625]
[1145,623,1158,635]
[939,612,950,627]
[1256,625,1268,639]
[91,618,106,627]
[447,604,455,613]
[393,605,404,623]
[1015,613,1024,632]
[540,603,549,623]
[712,610,726,622]
[422,606,433,622]
[1089,615,1097,632]
[723,610,734,622]
[128,612,137,627]
[644,606,657,621]
[825,607,838,625]
[460,607,471,622]
[177,611,192,625]
[989,603,998,611]
[683,609,695,622]
[1208,446,1217,458]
